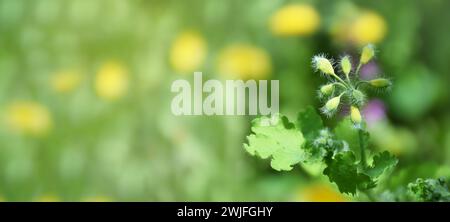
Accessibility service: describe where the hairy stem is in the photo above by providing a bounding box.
[355,81,369,89]
[331,73,350,88]
[358,127,376,201]
[358,128,367,168]
[334,82,348,90]
[345,75,351,85]
[355,63,362,77]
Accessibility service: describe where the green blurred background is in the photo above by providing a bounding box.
[0,0,449,201]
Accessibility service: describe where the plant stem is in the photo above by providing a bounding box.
[331,73,350,88]
[359,127,376,201]
[345,75,351,85]
[355,81,369,89]
[355,63,362,76]
[358,128,367,168]
[334,82,347,90]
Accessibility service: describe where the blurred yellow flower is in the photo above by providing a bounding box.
[349,11,387,45]
[217,44,272,80]
[5,101,52,136]
[51,70,82,93]
[269,4,320,36]
[82,196,112,202]
[35,195,60,202]
[296,183,349,202]
[95,61,129,101]
[331,9,387,46]
[169,31,207,74]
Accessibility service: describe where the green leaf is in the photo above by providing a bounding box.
[408,178,450,202]
[365,151,398,178]
[297,107,329,163]
[244,114,305,171]
[297,106,323,140]
[323,151,373,195]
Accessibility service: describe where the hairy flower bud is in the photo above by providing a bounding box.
[320,84,334,96]
[341,56,352,77]
[360,44,375,64]
[322,95,342,116]
[313,55,335,75]
[351,89,365,106]
[350,106,362,125]
[368,78,392,88]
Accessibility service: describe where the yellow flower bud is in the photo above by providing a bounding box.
[368,78,392,88]
[340,56,352,77]
[320,84,334,96]
[324,95,341,113]
[313,55,335,75]
[360,44,375,64]
[350,106,362,125]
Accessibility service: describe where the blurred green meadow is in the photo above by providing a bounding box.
[0,0,449,201]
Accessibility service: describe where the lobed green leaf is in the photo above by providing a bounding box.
[365,151,398,178]
[323,151,373,195]
[244,114,305,171]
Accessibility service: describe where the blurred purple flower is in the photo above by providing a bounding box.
[363,99,386,127]
[360,61,380,80]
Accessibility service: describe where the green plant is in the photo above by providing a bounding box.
[408,178,450,202]
[244,44,400,200]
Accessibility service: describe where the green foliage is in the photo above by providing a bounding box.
[244,106,398,196]
[365,151,398,178]
[334,118,367,157]
[297,106,323,140]
[242,43,448,202]
[244,114,305,171]
[389,65,442,121]
[408,178,450,202]
[323,151,374,194]
[296,107,330,162]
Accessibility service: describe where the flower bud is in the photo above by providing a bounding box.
[313,55,335,75]
[320,84,334,96]
[350,106,362,125]
[351,89,365,106]
[368,78,392,88]
[341,56,352,77]
[360,44,375,64]
[324,95,341,113]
